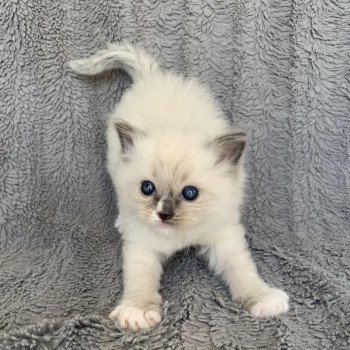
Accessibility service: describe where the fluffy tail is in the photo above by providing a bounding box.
[68,43,160,81]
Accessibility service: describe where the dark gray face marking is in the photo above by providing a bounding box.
[150,189,181,221]
[153,194,161,204]
[161,198,175,217]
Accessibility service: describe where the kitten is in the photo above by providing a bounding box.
[69,44,289,331]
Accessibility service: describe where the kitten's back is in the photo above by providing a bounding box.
[114,72,227,137]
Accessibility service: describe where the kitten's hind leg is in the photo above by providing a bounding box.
[109,242,163,331]
[205,224,289,317]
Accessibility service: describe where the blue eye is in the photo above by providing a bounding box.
[182,186,199,201]
[141,181,156,196]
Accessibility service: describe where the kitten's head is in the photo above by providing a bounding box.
[114,120,246,235]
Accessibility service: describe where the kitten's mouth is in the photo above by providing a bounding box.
[149,212,176,230]
[157,221,172,228]
[152,219,173,229]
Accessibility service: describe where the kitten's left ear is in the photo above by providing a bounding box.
[209,132,246,165]
[114,120,144,154]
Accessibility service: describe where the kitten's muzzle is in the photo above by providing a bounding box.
[157,198,175,222]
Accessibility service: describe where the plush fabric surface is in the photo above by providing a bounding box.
[1,0,349,349]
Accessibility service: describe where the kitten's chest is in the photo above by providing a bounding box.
[130,228,200,257]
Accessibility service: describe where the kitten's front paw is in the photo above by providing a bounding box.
[109,303,162,331]
[250,288,289,318]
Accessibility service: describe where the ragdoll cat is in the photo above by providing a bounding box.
[69,44,289,331]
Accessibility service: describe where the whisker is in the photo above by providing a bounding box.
[99,225,118,236]
[117,215,140,224]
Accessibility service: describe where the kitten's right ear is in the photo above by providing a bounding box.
[209,132,247,165]
[114,120,144,153]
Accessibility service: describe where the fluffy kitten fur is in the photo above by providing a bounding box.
[69,44,289,331]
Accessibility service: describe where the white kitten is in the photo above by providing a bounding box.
[69,44,289,331]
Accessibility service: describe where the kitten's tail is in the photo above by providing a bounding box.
[68,43,160,81]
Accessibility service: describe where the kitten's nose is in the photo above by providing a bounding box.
[157,212,172,222]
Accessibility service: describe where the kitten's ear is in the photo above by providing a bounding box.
[114,120,144,153]
[209,132,246,165]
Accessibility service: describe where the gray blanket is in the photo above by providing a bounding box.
[1,0,349,349]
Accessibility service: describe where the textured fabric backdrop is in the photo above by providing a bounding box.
[0,0,349,349]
